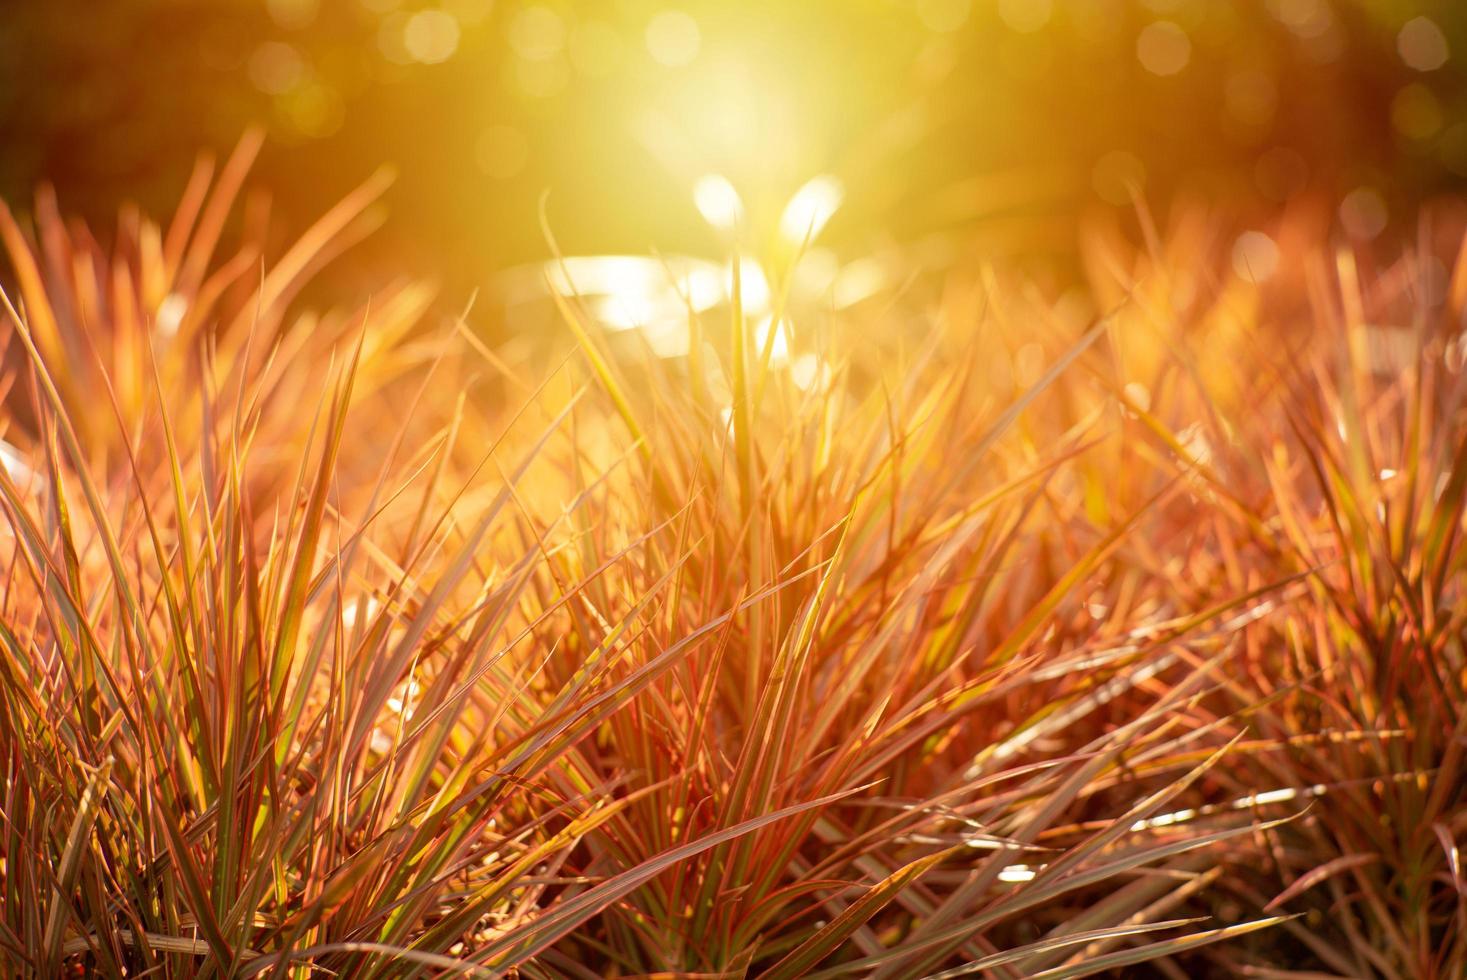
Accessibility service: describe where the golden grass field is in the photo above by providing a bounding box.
[0,130,1463,978]
[3,3,1467,977]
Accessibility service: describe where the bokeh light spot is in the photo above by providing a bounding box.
[1268,0,1332,39]
[1398,16,1449,72]
[693,175,744,232]
[754,315,791,366]
[266,0,319,30]
[1092,150,1147,205]
[780,176,844,244]
[729,258,771,313]
[789,352,828,392]
[404,10,460,64]
[279,81,344,138]
[377,13,413,64]
[1123,381,1151,413]
[1224,69,1277,126]
[1392,83,1443,141]
[509,6,566,61]
[1231,230,1280,283]
[249,42,306,95]
[997,0,1051,34]
[834,257,888,308]
[156,293,187,337]
[1339,186,1388,240]
[1137,21,1192,76]
[917,0,972,34]
[645,11,701,68]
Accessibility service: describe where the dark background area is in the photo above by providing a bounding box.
[2,0,1465,298]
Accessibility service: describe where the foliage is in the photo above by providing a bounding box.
[0,139,1464,978]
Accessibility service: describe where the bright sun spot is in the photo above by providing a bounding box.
[780,175,844,244]
[693,174,744,232]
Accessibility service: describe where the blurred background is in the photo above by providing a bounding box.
[2,0,1465,303]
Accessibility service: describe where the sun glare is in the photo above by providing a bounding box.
[8,3,1467,977]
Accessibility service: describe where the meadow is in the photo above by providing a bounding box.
[0,121,1462,979]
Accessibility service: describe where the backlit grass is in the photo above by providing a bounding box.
[1,140,1464,978]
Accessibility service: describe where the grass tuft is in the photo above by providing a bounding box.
[1,151,1464,978]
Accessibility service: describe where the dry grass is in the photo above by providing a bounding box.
[0,137,1464,978]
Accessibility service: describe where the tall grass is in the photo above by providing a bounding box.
[0,144,1462,977]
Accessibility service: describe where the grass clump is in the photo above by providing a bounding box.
[0,143,1463,977]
